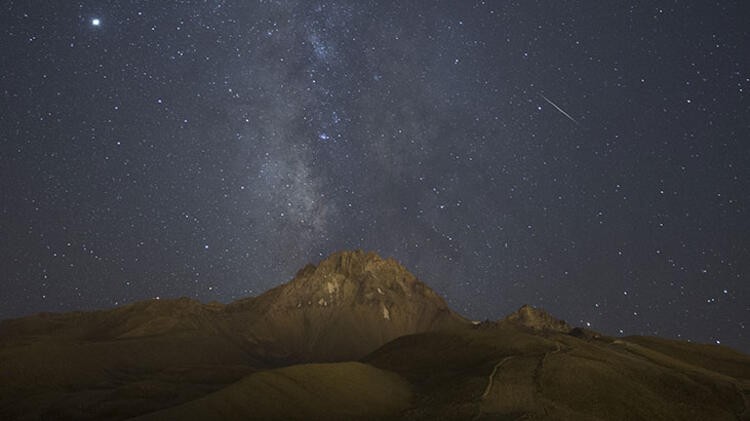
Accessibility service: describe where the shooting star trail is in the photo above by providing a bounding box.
[539,93,580,126]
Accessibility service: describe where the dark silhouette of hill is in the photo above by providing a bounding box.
[0,250,748,420]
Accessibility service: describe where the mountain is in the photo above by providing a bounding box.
[222,250,467,362]
[0,250,465,419]
[1,250,748,420]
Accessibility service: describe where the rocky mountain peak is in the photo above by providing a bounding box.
[298,250,410,283]
[282,250,434,307]
[315,249,382,276]
[241,250,467,362]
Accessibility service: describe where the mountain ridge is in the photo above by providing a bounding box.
[1,250,748,420]
[0,250,467,363]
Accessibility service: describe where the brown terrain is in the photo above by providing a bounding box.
[1,250,748,420]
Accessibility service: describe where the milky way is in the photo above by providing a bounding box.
[1,1,748,351]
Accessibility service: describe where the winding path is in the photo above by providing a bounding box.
[475,342,565,419]
[480,356,516,399]
[481,342,563,399]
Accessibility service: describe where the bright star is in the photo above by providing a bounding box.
[91,18,101,26]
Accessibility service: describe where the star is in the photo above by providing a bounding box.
[0,0,747,354]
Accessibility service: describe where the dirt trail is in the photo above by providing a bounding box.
[480,355,517,399]
[475,342,565,419]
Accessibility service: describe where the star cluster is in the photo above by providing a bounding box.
[1,1,748,351]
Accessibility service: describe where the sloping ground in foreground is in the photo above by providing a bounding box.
[364,325,750,420]
[133,362,412,420]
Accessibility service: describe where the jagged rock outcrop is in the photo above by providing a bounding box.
[502,304,573,333]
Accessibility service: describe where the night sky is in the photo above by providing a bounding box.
[2,1,748,352]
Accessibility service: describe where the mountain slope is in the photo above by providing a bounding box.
[364,323,750,420]
[133,362,412,421]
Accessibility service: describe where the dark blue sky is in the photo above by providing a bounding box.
[2,1,748,352]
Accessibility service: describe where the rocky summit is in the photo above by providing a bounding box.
[225,250,468,362]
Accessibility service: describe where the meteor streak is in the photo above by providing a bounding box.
[539,93,580,126]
